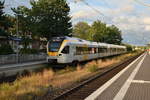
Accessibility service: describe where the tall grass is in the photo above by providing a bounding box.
[0,52,139,100]
[0,69,54,100]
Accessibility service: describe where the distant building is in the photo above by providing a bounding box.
[32,37,47,50]
[9,36,47,52]
[8,36,23,52]
[147,43,150,47]
[0,34,47,53]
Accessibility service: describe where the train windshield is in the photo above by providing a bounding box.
[48,37,65,52]
[48,42,62,52]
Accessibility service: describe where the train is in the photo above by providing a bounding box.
[47,36,127,65]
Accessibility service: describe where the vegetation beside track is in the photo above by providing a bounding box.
[0,51,142,100]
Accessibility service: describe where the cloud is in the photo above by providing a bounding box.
[143,17,150,24]
[145,25,150,31]
[110,5,135,15]
[4,0,150,45]
[72,10,98,20]
[69,0,150,45]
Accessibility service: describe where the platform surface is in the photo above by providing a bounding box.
[85,52,150,100]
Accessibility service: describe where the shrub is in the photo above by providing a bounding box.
[22,69,32,76]
[87,64,98,73]
[123,44,133,51]
[39,49,46,53]
[65,66,75,72]
[0,44,14,55]
[0,83,11,91]
[19,48,39,54]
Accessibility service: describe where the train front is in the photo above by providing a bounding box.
[47,37,65,63]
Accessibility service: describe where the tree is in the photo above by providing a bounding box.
[73,22,91,40]
[0,1,8,36]
[0,1,13,37]
[90,20,107,42]
[123,43,133,51]
[12,6,31,37]
[0,1,4,20]
[22,36,32,49]
[29,0,72,39]
[12,0,72,40]
[12,6,32,50]
[105,25,122,45]
[0,1,4,22]
[88,20,122,44]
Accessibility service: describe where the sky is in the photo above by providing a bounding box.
[3,0,150,46]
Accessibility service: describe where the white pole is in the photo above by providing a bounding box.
[16,14,19,63]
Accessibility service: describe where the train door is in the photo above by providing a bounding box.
[59,45,73,63]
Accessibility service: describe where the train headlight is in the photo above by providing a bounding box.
[59,54,62,56]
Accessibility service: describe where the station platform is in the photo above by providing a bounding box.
[85,52,150,100]
[0,60,46,70]
[0,60,46,77]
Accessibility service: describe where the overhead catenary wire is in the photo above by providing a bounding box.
[74,0,150,26]
[73,0,149,45]
[74,0,144,26]
[134,0,150,7]
[75,0,116,25]
[81,0,106,17]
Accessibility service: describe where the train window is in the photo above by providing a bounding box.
[88,48,92,54]
[61,46,69,54]
[113,48,116,52]
[76,47,81,55]
[76,47,94,55]
[92,48,95,54]
[98,48,101,53]
[75,46,100,55]
[76,47,80,55]
[94,48,98,53]
[104,48,107,53]
[98,47,107,53]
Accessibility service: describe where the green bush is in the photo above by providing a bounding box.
[87,65,98,73]
[0,83,11,91]
[0,44,14,55]
[126,45,133,51]
[39,49,46,53]
[19,48,39,54]
[123,44,133,52]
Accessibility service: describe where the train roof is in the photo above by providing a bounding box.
[52,36,126,48]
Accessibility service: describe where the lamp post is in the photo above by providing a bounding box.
[16,14,21,63]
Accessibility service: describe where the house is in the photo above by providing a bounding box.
[0,33,47,53]
[32,37,47,51]
[9,36,47,52]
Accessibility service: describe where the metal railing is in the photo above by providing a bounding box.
[0,54,47,66]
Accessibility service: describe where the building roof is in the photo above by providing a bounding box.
[9,36,22,41]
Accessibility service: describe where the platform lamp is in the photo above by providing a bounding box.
[16,14,22,63]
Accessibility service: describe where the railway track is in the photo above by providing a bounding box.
[51,52,143,100]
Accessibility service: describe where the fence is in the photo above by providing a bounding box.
[0,54,47,65]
